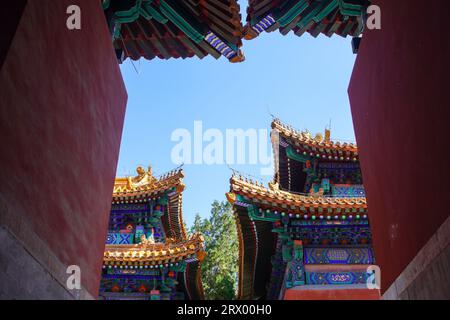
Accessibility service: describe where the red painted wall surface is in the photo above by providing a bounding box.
[0,0,127,296]
[348,0,450,293]
[284,288,380,300]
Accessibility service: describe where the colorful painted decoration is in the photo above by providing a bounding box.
[245,0,370,39]
[99,166,205,300]
[228,119,378,300]
[305,270,370,285]
[304,247,375,264]
[251,13,276,35]
[103,0,244,63]
[106,233,134,245]
[204,32,240,60]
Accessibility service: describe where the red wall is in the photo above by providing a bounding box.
[0,0,127,296]
[348,0,450,292]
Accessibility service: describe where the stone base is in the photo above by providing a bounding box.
[0,226,92,300]
[383,216,450,300]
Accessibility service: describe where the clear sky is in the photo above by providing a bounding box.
[116,4,357,227]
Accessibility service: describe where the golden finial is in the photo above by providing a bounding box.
[325,128,331,143]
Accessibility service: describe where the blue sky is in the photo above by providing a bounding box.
[116,7,357,227]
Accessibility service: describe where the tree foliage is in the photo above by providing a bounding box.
[189,200,238,300]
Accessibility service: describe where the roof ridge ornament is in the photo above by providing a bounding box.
[325,128,331,143]
[272,118,357,152]
[127,165,156,190]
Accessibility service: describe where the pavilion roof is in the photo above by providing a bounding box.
[244,0,369,40]
[272,118,359,160]
[103,233,205,266]
[228,174,367,213]
[229,172,369,299]
[104,0,245,62]
[112,166,185,200]
[229,116,369,299]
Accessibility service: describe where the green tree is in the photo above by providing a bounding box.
[189,201,238,300]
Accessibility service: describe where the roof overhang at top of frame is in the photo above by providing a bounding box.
[244,0,371,39]
[103,0,245,62]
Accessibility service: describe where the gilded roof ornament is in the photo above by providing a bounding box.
[302,129,312,140]
[226,192,237,205]
[112,166,185,197]
[271,119,358,154]
[176,183,186,193]
[314,133,324,143]
[140,233,155,247]
[325,128,331,143]
[127,165,156,190]
[268,180,279,191]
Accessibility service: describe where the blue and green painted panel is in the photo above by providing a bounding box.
[284,241,305,288]
[286,145,312,163]
[304,247,375,264]
[331,184,365,197]
[107,196,169,244]
[292,225,372,245]
[305,270,369,285]
[106,233,135,245]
